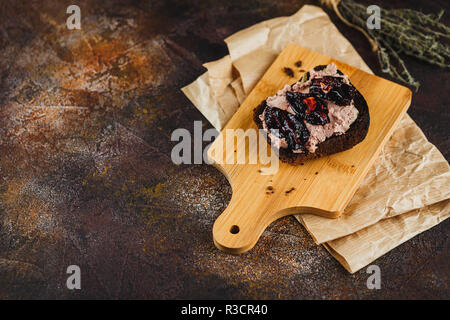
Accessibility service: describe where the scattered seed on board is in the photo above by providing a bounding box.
[283,67,294,77]
[285,187,295,194]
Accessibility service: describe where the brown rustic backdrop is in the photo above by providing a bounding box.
[0,0,448,299]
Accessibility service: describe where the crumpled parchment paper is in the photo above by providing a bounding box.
[181,5,450,273]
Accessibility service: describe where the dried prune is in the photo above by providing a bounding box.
[264,107,309,150]
[309,76,355,106]
[285,91,329,125]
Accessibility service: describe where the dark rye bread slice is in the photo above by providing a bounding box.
[253,65,370,164]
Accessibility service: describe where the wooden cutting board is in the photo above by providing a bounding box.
[208,44,412,254]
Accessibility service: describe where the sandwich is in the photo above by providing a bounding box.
[253,63,369,164]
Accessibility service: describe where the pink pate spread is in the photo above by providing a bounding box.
[260,63,358,153]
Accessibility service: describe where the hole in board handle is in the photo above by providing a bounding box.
[230,225,240,234]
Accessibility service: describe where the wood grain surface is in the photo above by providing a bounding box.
[209,44,412,254]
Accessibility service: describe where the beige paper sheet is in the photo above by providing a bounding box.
[225,5,372,93]
[324,199,449,273]
[298,115,450,244]
[181,5,450,273]
[181,72,228,130]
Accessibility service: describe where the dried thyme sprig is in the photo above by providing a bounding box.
[322,0,450,90]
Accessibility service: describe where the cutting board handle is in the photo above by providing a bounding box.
[212,195,339,254]
[212,196,271,254]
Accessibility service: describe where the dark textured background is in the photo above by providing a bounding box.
[0,0,448,299]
